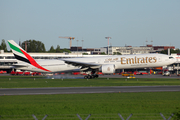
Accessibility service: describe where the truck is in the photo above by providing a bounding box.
[162,71,170,76]
[122,73,134,76]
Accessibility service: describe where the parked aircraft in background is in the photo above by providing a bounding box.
[8,40,176,79]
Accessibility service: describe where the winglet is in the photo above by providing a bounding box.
[8,40,51,72]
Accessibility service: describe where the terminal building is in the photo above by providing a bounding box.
[55,44,175,55]
[108,45,175,55]
[108,46,153,55]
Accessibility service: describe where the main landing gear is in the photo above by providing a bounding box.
[83,70,99,79]
[84,74,99,79]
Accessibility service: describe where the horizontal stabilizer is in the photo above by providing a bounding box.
[12,64,29,67]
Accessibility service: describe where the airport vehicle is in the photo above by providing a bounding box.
[10,70,24,75]
[24,71,31,75]
[10,71,16,75]
[134,71,143,75]
[134,71,148,75]
[0,70,7,74]
[162,71,171,76]
[8,40,176,79]
[10,70,41,76]
[122,73,134,76]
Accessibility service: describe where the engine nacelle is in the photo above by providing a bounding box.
[101,64,115,74]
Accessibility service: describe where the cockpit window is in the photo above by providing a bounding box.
[169,57,174,59]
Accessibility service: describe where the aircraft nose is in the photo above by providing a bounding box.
[174,57,177,63]
[168,56,176,64]
[172,57,177,63]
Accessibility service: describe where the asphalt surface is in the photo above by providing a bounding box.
[0,74,180,96]
[0,86,180,96]
[100,74,180,79]
[44,74,180,79]
[1,73,180,78]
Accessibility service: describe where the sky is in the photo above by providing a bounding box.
[1,0,180,51]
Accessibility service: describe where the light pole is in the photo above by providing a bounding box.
[146,40,148,45]
[105,37,111,55]
[82,40,84,51]
[77,40,79,57]
[24,41,30,52]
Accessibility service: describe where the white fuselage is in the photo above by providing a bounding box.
[14,54,176,73]
[15,59,79,72]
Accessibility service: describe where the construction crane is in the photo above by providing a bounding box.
[59,36,75,48]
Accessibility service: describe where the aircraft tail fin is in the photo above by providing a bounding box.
[8,40,32,64]
[7,40,51,72]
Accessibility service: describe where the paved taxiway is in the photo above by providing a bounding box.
[0,86,180,96]
[100,74,180,78]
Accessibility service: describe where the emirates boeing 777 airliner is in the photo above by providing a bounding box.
[8,40,176,78]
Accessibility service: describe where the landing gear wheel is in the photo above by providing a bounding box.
[84,75,92,79]
[95,74,99,78]
[91,74,98,78]
[87,75,92,79]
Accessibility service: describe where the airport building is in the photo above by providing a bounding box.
[56,44,176,55]
[108,46,153,55]
[108,45,175,55]
[70,46,107,55]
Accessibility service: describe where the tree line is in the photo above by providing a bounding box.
[1,39,180,54]
[160,49,180,54]
[0,39,71,53]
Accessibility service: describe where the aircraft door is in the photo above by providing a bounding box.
[98,59,101,64]
[158,56,162,62]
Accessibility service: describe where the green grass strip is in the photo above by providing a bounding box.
[0,92,180,119]
[0,76,180,88]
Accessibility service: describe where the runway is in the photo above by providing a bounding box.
[0,86,180,96]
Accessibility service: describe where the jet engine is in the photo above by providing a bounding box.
[100,64,115,74]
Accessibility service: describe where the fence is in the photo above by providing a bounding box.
[0,113,175,120]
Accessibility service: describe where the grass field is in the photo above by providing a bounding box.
[0,76,180,119]
[0,76,180,88]
[0,92,180,119]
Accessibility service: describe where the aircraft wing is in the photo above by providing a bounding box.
[63,59,101,69]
